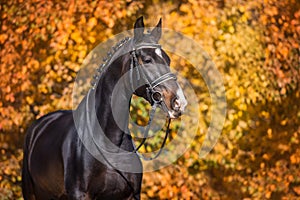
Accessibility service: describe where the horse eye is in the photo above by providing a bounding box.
[143,57,152,64]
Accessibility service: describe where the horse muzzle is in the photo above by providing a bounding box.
[168,94,187,119]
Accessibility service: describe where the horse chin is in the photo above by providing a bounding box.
[168,110,182,119]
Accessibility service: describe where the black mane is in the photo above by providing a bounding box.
[90,37,131,89]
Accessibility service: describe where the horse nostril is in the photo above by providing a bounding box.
[172,98,181,111]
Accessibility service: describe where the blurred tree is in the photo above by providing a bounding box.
[0,0,299,199]
[141,0,300,199]
[0,0,143,198]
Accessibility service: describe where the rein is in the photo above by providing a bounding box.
[129,43,177,160]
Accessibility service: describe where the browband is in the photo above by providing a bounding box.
[134,43,161,50]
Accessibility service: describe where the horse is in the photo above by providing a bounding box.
[22,16,187,200]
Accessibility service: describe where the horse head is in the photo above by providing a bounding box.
[127,16,187,119]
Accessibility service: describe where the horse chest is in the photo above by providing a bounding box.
[64,147,142,199]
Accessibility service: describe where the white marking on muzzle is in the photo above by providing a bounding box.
[176,87,187,112]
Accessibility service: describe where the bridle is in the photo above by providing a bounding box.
[129,42,177,160]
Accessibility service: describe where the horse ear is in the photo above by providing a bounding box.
[134,16,144,42]
[150,18,162,43]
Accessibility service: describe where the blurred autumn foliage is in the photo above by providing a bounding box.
[0,0,299,199]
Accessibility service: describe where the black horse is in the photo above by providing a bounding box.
[22,17,187,200]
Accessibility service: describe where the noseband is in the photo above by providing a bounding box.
[129,43,177,160]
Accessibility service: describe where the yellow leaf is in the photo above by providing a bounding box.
[293,186,300,195]
[88,17,97,30]
[71,31,83,44]
[0,34,8,44]
[228,26,235,33]
[26,96,34,104]
[267,128,272,138]
[290,154,300,164]
[280,119,287,126]
[88,36,96,44]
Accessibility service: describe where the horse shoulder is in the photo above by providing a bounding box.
[26,110,74,197]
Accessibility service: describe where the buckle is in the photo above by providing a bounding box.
[151,91,163,103]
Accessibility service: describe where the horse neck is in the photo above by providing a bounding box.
[94,58,132,149]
